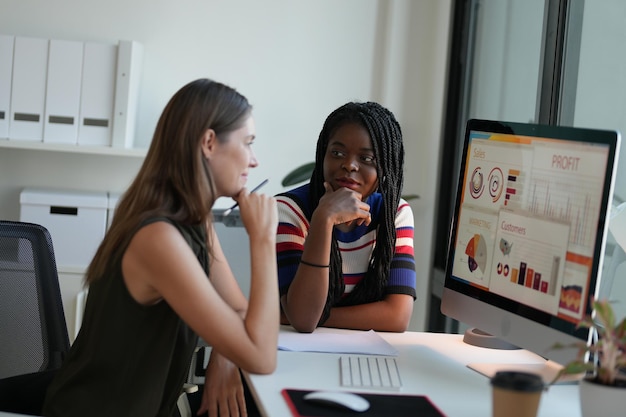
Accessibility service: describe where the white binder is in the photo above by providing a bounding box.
[112,40,143,149]
[78,41,117,146]
[0,34,14,139]
[43,39,84,144]
[9,36,49,141]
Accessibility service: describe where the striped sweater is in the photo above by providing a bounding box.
[276,183,416,300]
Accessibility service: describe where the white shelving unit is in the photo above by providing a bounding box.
[0,139,146,340]
[0,138,147,157]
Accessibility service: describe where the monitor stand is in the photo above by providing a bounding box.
[462,327,520,350]
[461,328,582,385]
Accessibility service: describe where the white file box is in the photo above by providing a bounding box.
[78,42,117,146]
[112,40,143,149]
[20,188,108,268]
[0,34,14,139]
[9,36,49,141]
[43,39,84,144]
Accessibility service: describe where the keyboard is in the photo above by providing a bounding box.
[339,355,403,391]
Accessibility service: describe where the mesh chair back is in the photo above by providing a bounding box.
[0,221,70,379]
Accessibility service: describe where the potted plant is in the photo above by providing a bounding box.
[552,298,626,416]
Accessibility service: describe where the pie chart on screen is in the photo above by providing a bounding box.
[465,233,487,274]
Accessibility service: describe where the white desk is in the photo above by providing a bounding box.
[244,328,581,417]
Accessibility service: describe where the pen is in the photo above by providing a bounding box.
[222,179,269,217]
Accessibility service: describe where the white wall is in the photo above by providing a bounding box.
[0,0,452,332]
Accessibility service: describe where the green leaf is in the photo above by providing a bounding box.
[549,362,592,385]
[594,299,616,331]
[403,194,420,201]
[550,298,626,386]
[281,162,316,187]
[562,361,593,374]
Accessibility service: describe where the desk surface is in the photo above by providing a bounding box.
[245,327,581,417]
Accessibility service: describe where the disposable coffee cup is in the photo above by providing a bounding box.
[490,371,544,417]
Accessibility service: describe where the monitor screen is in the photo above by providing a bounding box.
[441,119,621,382]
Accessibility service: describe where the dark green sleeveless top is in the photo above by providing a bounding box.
[43,217,208,417]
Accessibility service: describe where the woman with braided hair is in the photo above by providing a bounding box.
[276,102,416,333]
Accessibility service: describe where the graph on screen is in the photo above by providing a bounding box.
[527,173,599,253]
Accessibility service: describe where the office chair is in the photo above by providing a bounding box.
[0,220,70,414]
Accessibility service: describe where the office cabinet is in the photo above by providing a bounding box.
[20,188,108,268]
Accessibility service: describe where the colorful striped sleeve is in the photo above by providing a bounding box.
[276,194,309,294]
[386,199,417,299]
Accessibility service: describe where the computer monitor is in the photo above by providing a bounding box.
[441,119,621,382]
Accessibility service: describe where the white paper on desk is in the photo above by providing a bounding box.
[278,329,398,356]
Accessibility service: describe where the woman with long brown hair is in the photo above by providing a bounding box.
[42,78,278,417]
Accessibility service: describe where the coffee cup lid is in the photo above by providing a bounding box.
[490,371,544,392]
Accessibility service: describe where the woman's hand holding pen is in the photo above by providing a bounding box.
[234,182,277,241]
[223,179,269,216]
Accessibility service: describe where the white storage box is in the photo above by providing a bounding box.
[20,188,108,268]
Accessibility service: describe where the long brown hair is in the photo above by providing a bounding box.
[85,79,252,284]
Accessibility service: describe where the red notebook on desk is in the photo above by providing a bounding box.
[282,389,447,417]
